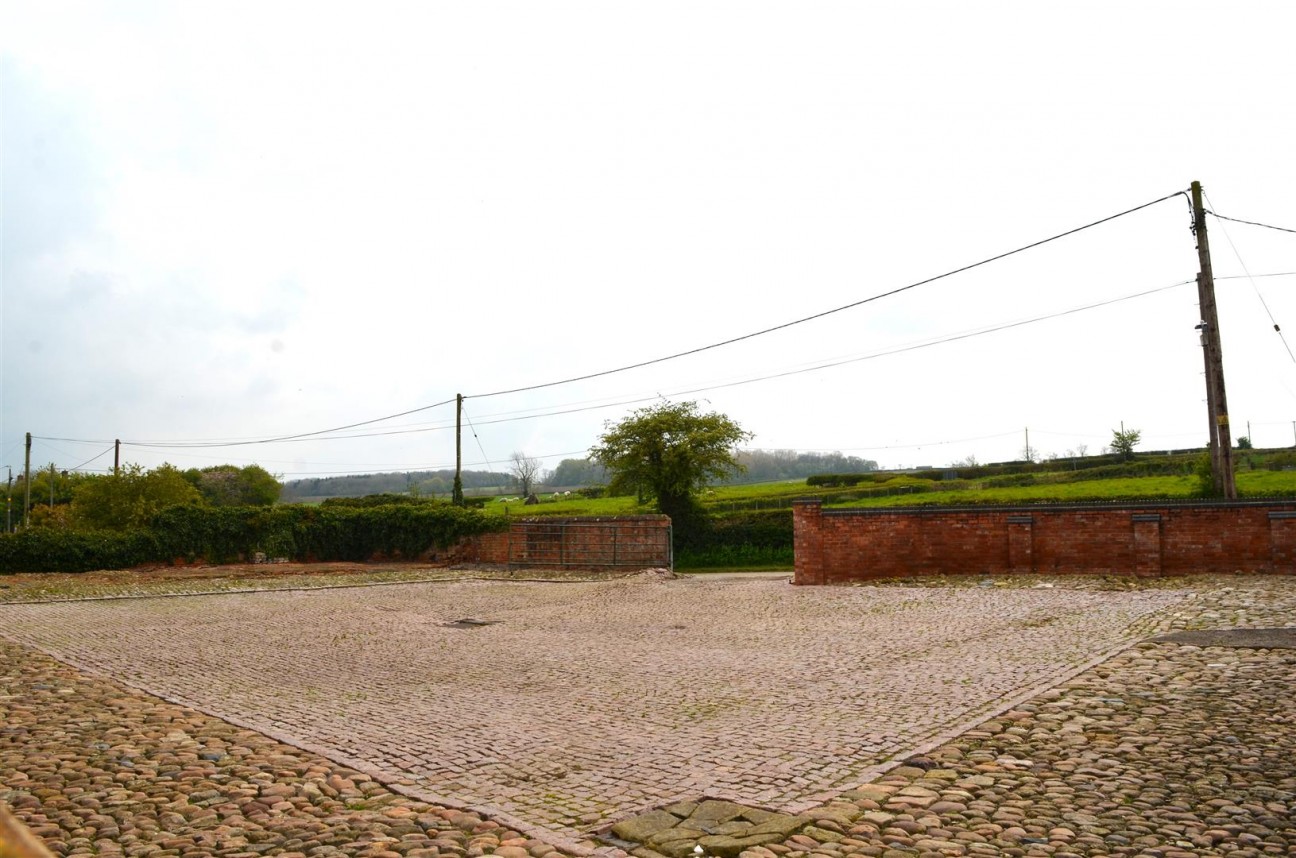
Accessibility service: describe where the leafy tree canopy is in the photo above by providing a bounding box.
[547,458,608,488]
[1110,426,1142,461]
[182,464,282,507]
[590,401,753,525]
[72,464,203,530]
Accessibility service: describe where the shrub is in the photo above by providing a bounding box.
[984,473,1037,488]
[0,528,161,574]
[806,473,887,488]
[1265,452,1296,471]
[0,502,508,573]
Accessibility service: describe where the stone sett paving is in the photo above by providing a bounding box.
[2,575,1296,858]
[2,576,1185,842]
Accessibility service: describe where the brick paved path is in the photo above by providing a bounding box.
[0,578,1186,842]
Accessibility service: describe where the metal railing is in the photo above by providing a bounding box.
[506,520,672,570]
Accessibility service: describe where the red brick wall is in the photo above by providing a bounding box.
[792,499,1296,583]
[454,516,672,570]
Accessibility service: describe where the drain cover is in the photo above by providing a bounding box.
[1151,628,1296,649]
[443,618,501,629]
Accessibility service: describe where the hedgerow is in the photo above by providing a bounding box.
[0,502,506,574]
[0,528,162,574]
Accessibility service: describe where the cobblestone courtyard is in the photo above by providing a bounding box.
[0,576,1188,837]
[3,572,1295,858]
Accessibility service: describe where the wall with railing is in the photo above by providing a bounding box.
[454,515,672,570]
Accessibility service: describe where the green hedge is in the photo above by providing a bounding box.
[0,502,506,574]
[675,510,793,568]
[0,528,162,574]
[320,494,491,509]
[806,473,889,488]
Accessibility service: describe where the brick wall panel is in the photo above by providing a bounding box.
[793,500,1296,583]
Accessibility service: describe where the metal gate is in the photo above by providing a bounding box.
[506,520,672,570]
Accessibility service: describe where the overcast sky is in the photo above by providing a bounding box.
[3,1,1296,485]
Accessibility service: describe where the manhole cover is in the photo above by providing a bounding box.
[443,618,502,629]
[1150,628,1296,649]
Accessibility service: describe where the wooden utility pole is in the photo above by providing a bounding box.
[1191,180,1237,498]
[114,439,120,476]
[23,432,32,528]
[452,394,465,506]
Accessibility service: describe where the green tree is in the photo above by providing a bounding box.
[547,457,608,488]
[1110,426,1142,461]
[590,401,753,530]
[23,466,93,524]
[183,464,282,506]
[72,464,203,530]
[1237,436,1253,450]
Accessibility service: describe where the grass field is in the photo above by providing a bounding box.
[478,467,1296,517]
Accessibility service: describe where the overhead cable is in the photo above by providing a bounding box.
[1207,211,1296,236]
[30,189,1194,454]
[33,272,1202,453]
[35,190,1187,453]
[69,445,115,472]
[460,404,504,491]
[1205,192,1296,365]
[121,397,458,449]
[467,190,1190,400]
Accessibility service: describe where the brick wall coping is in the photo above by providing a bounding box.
[794,497,1296,516]
[501,515,670,523]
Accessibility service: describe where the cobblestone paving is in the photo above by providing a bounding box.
[0,565,627,605]
[1,576,1187,842]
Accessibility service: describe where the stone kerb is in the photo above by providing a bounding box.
[0,808,56,858]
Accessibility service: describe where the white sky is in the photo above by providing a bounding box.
[3,1,1296,483]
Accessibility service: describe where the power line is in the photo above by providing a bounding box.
[1205,192,1296,365]
[467,190,1190,400]
[119,397,458,449]
[459,404,505,492]
[297,275,1197,441]
[27,189,1191,454]
[647,278,1198,398]
[278,449,595,478]
[1207,211,1296,236]
[69,445,115,472]
[28,272,1204,459]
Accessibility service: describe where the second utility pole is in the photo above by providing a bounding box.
[1191,180,1236,499]
[452,394,465,506]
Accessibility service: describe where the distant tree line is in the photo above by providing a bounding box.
[281,469,511,501]
[730,449,878,484]
[281,449,879,502]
